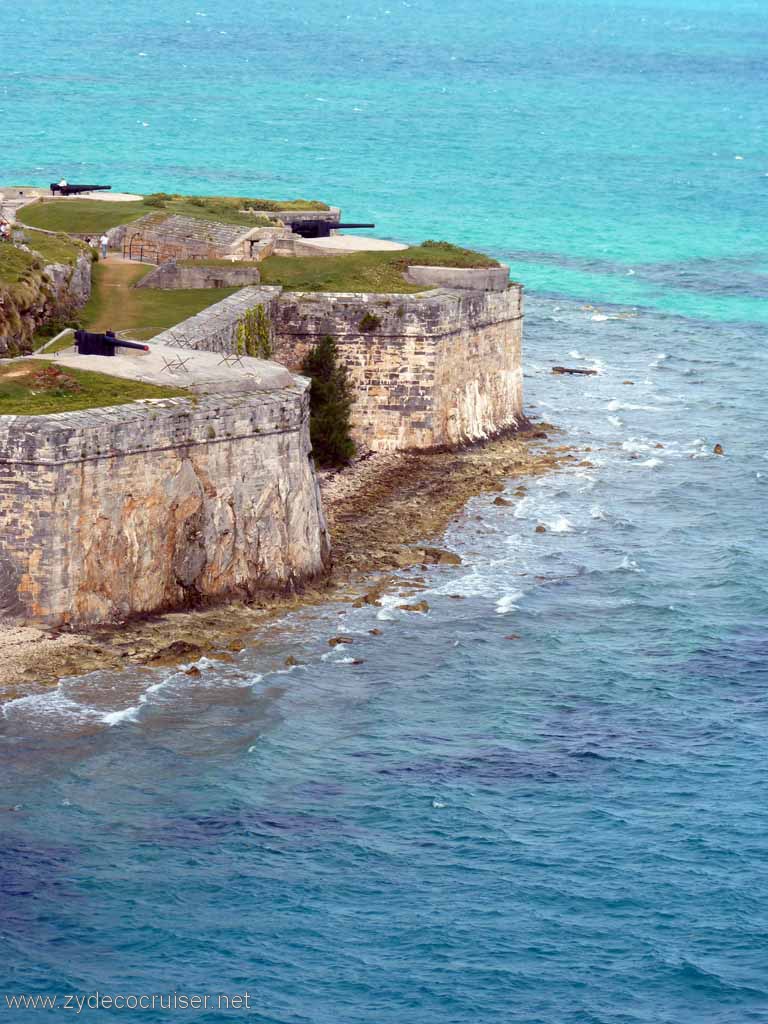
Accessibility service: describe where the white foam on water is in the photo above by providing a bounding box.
[592,314,609,322]
[621,439,654,453]
[608,415,624,428]
[1,689,104,724]
[606,399,660,413]
[102,705,141,726]
[590,506,607,519]
[547,515,574,533]
[496,590,525,614]
[619,555,644,573]
[639,457,664,468]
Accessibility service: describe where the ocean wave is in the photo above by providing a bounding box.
[606,399,661,413]
[496,590,525,614]
[547,516,575,533]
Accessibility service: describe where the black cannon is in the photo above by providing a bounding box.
[291,219,375,239]
[75,330,150,357]
[50,183,112,196]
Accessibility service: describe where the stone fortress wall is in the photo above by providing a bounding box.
[152,275,525,451]
[0,382,329,626]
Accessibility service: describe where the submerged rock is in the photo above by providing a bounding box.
[399,600,430,613]
[493,496,512,506]
[535,524,547,534]
[713,443,724,455]
[552,366,598,376]
[329,636,354,647]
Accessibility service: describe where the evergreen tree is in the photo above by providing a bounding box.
[301,335,356,467]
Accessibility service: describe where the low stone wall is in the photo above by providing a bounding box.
[403,264,510,291]
[152,286,280,353]
[157,284,524,452]
[0,384,329,625]
[136,261,261,290]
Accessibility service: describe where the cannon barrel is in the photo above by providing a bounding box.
[75,330,150,357]
[292,219,375,239]
[50,183,112,196]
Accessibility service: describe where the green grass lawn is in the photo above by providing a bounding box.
[80,262,238,339]
[17,194,330,234]
[0,359,187,416]
[18,200,153,234]
[259,241,501,293]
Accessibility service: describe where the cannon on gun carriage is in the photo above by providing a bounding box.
[50,183,112,196]
[74,330,149,357]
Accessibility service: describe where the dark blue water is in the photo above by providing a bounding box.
[2,0,768,1020]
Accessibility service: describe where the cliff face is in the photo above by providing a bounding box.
[0,383,329,625]
[0,249,92,356]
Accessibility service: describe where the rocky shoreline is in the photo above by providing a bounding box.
[0,425,580,699]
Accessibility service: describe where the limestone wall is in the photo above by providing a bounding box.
[0,385,329,625]
[151,286,280,353]
[122,214,259,261]
[155,284,524,452]
[272,287,524,450]
[136,262,261,290]
[403,264,510,291]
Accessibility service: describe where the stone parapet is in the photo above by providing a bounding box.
[136,262,262,290]
[403,264,510,291]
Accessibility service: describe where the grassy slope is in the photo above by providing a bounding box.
[0,359,187,416]
[24,229,90,266]
[18,194,330,234]
[80,262,238,339]
[0,244,40,285]
[259,242,501,293]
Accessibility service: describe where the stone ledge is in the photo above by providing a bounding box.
[404,264,510,291]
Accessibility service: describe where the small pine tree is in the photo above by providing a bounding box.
[301,335,356,467]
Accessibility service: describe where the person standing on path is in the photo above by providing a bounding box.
[99,233,109,259]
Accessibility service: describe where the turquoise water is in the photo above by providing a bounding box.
[2,1,768,1020]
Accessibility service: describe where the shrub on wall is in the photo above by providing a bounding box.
[358,311,381,333]
[235,304,272,359]
[301,335,356,468]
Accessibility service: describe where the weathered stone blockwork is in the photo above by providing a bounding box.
[155,285,524,452]
[0,385,329,625]
[272,287,524,451]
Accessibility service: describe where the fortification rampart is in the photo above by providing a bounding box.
[153,284,524,451]
[0,383,329,625]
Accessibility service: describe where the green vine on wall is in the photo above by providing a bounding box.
[235,303,272,359]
